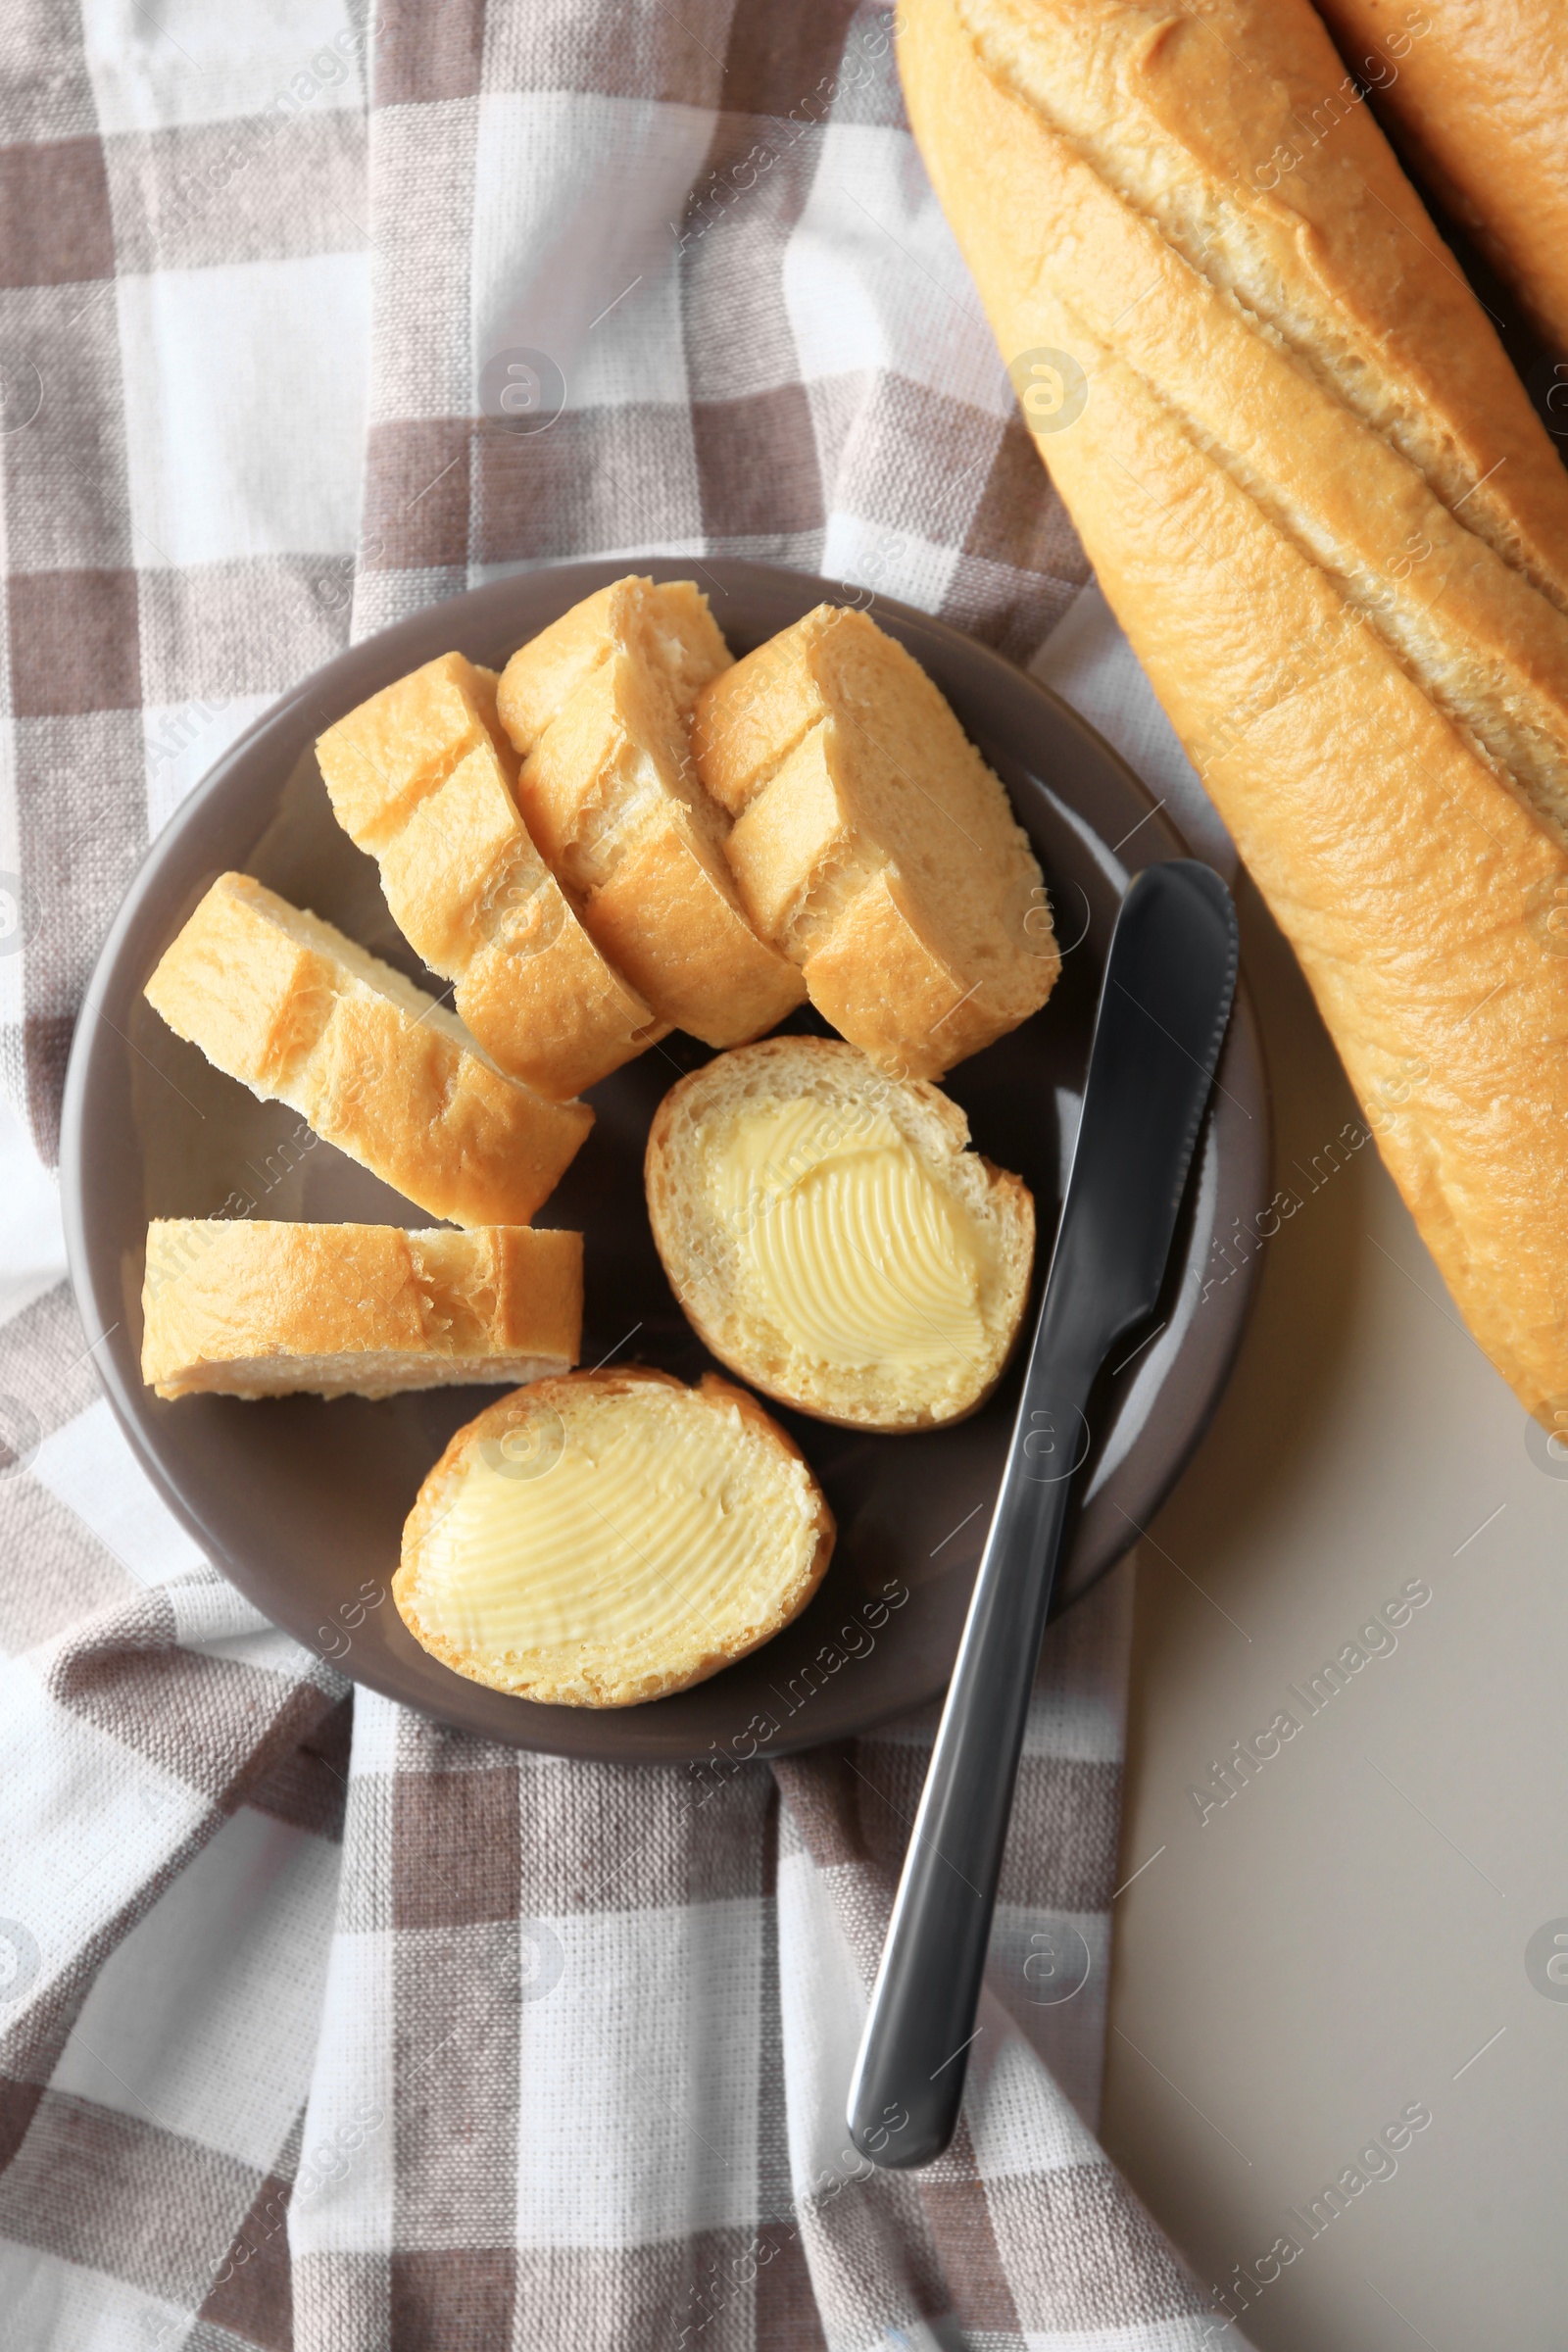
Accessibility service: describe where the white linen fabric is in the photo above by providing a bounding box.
[0,1,1244,2344]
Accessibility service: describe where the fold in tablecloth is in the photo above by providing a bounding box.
[0,3,1244,2344]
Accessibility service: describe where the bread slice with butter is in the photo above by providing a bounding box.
[646,1036,1035,1431]
[316,651,664,1100]
[691,605,1058,1079]
[498,578,808,1049]
[142,1221,582,1400]
[144,872,591,1228]
[395,1367,834,1706]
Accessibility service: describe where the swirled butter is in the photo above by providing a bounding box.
[411,1387,815,1665]
[702,1095,995,1383]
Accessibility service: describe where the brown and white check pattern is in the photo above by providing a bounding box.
[0,1,1242,2344]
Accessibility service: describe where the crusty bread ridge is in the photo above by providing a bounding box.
[498,579,807,1049]
[691,605,1059,1078]
[645,1036,1035,1431]
[317,651,664,1099]
[144,872,591,1228]
[142,1221,582,1400]
[1313,0,1568,356]
[395,1367,834,1706]
[497,577,731,755]
[899,0,1568,1426]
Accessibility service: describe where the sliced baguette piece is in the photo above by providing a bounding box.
[395,1367,834,1706]
[316,652,664,1099]
[144,872,591,1228]
[496,575,732,758]
[499,577,806,1048]
[142,1221,582,1400]
[646,1036,1035,1431]
[691,605,1058,1078]
[515,642,808,1047]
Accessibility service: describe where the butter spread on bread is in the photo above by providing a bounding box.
[706,1096,995,1379]
[142,1221,581,1400]
[144,871,591,1228]
[899,0,1568,1425]
[500,578,806,1048]
[317,651,664,1100]
[395,1368,833,1706]
[691,604,1058,1078]
[646,1037,1034,1430]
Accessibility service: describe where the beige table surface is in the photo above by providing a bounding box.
[1103,877,1568,2351]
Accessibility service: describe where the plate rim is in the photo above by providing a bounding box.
[59,555,1271,1760]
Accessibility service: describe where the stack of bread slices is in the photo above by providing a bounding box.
[138,576,1056,1406]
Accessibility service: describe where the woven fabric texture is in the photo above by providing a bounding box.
[0,3,1237,2345]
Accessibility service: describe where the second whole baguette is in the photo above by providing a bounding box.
[899,0,1568,1428]
[1312,0,1568,357]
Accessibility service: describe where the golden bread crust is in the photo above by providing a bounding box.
[144,872,591,1227]
[318,651,662,1099]
[692,605,1058,1077]
[584,814,809,1048]
[496,577,732,756]
[898,0,1568,1423]
[507,586,804,1047]
[141,1222,582,1399]
[1313,0,1568,353]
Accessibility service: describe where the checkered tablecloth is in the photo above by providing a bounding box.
[0,1,1244,2344]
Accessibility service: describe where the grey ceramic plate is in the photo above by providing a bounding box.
[60,558,1269,1763]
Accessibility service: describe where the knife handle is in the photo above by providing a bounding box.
[847,1353,1093,2169]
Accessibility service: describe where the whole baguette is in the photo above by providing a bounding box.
[1312,0,1568,355]
[142,1221,582,1399]
[899,0,1568,1424]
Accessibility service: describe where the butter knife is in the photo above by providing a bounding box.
[848,857,1239,2169]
